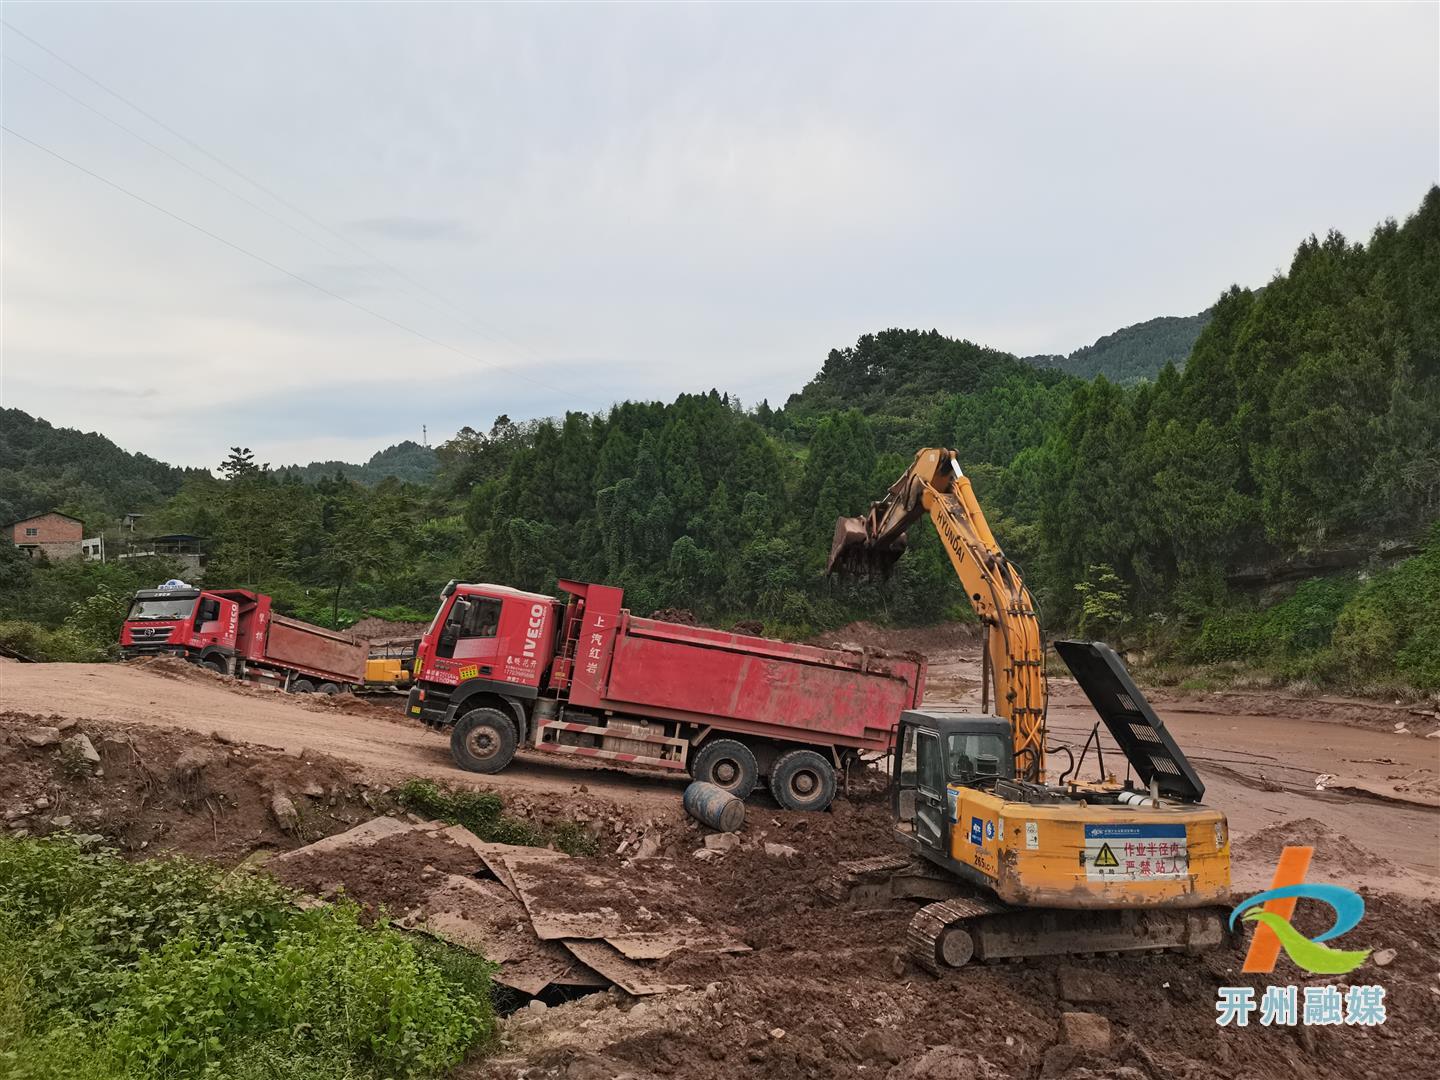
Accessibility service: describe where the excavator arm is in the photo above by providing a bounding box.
[827,448,1047,779]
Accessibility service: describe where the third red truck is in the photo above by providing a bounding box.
[407,578,926,811]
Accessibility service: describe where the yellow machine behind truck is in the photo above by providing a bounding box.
[827,448,1231,971]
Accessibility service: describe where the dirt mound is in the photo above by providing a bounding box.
[648,608,699,626]
[812,620,981,657]
[730,620,764,636]
[130,654,232,683]
[348,617,427,643]
[1238,816,1376,867]
[0,711,389,862]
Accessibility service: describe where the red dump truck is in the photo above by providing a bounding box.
[119,584,367,693]
[407,579,926,811]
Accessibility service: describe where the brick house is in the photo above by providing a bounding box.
[7,512,85,560]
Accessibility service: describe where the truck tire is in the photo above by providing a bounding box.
[201,656,227,676]
[318,682,340,695]
[690,738,758,799]
[291,679,316,694]
[770,749,837,812]
[451,708,518,774]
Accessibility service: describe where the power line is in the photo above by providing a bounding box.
[2,123,580,400]
[1,18,571,376]
[5,55,361,269]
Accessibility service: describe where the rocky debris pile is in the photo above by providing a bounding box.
[648,608,699,626]
[0,712,385,859]
[270,816,749,999]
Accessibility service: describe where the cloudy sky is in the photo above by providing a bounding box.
[3,3,1436,468]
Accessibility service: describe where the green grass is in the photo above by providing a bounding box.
[394,779,599,857]
[1171,531,1440,697]
[0,835,494,1080]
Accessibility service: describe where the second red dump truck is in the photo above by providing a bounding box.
[119,584,367,693]
[407,579,926,811]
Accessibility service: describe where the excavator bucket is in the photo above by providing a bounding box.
[827,515,907,579]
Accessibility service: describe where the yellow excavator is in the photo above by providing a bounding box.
[827,448,1231,971]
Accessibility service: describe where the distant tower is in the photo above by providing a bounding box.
[422,424,428,448]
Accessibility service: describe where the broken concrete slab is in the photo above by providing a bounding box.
[503,851,642,941]
[561,939,689,997]
[421,875,605,995]
[437,825,565,894]
[270,815,415,863]
[605,930,751,961]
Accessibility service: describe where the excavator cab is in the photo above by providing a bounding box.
[893,712,1012,858]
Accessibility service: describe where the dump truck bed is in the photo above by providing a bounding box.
[558,582,925,752]
[262,614,367,683]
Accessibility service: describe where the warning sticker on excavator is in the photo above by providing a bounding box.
[1084,823,1188,880]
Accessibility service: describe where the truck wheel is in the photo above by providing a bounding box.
[451,708,517,774]
[770,749,837,812]
[201,656,227,676]
[690,738,758,799]
[318,682,340,695]
[291,679,316,694]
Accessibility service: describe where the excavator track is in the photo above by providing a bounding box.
[906,899,1230,974]
[908,896,1010,974]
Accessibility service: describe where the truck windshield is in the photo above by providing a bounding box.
[127,597,198,621]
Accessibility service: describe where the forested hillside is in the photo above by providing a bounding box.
[0,410,196,530]
[1025,309,1212,383]
[4,188,1435,690]
[278,440,439,486]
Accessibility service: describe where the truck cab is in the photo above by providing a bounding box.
[119,586,237,670]
[408,581,562,736]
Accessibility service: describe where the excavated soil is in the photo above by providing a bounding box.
[347,617,428,642]
[0,710,387,860]
[475,813,1440,1080]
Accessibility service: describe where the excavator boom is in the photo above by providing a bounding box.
[828,448,1047,779]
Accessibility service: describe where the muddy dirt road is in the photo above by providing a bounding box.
[5,656,1434,873]
[0,661,686,810]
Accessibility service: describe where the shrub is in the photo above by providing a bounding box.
[0,836,493,1080]
[395,779,598,856]
[1331,527,1440,691]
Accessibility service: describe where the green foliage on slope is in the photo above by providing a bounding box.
[278,440,439,486]
[0,409,196,531]
[1026,310,1212,383]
